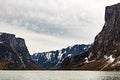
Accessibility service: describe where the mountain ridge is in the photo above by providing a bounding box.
[32,44,90,69]
[60,3,120,70]
[0,32,42,70]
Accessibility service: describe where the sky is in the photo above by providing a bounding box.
[0,0,119,54]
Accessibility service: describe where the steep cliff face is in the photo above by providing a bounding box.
[0,32,42,70]
[91,3,120,59]
[32,44,89,69]
[60,3,120,70]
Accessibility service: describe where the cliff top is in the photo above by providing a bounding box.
[0,32,15,36]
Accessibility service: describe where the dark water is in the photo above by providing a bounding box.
[0,71,119,80]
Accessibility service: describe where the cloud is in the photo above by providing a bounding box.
[0,0,119,53]
[0,22,84,54]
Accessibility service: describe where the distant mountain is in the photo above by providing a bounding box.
[0,32,42,70]
[31,44,90,69]
[60,3,120,70]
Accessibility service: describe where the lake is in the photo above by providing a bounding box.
[0,71,119,80]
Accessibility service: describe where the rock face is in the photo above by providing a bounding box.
[32,44,89,69]
[60,3,120,70]
[0,32,42,70]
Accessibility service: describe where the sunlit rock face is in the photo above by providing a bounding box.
[60,3,120,70]
[0,33,42,70]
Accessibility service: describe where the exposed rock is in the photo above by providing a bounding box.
[0,32,42,70]
[60,3,120,70]
[31,44,90,69]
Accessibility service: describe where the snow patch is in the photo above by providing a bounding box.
[89,60,95,63]
[34,53,38,57]
[33,59,39,61]
[68,54,72,57]
[85,57,88,63]
[104,55,108,59]
[58,50,63,60]
[107,55,115,63]
[111,61,120,67]
[64,50,66,54]
[46,53,52,60]
[88,52,92,59]
[83,47,87,50]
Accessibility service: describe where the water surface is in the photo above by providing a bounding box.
[0,71,119,80]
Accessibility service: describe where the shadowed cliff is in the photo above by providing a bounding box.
[0,32,43,70]
[60,3,120,71]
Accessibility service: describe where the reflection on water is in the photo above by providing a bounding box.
[0,71,119,80]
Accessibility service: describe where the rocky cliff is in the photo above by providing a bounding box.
[60,3,120,70]
[32,44,90,69]
[0,32,42,70]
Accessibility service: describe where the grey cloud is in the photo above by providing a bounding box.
[0,0,119,53]
[0,0,120,52]
[0,0,94,39]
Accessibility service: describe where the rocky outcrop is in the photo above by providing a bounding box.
[32,44,90,69]
[60,3,120,70]
[0,32,42,70]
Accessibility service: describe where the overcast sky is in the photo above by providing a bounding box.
[0,0,119,54]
